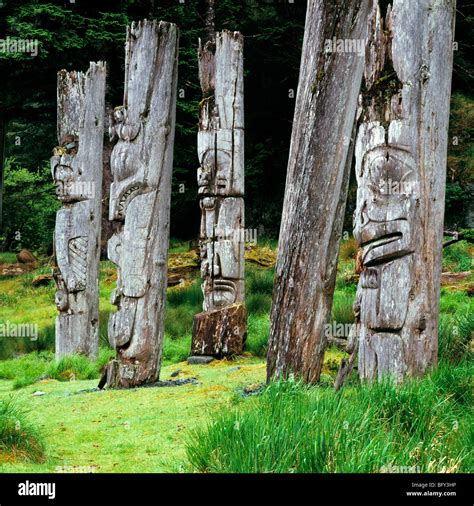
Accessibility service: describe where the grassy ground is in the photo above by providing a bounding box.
[0,357,267,472]
[0,238,472,472]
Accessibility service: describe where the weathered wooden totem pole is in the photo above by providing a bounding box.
[352,0,456,381]
[104,20,179,387]
[191,31,247,357]
[52,62,106,360]
[267,0,370,383]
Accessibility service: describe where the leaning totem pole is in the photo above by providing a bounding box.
[52,62,106,360]
[353,0,456,381]
[104,20,179,387]
[191,31,247,357]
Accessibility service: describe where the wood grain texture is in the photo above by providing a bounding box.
[191,303,247,357]
[192,31,246,357]
[52,62,106,360]
[106,20,179,387]
[267,0,371,384]
[354,0,456,381]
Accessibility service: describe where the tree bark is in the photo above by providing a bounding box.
[191,31,246,357]
[52,62,107,360]
[354,0,456,381]
[105,20,179,388]
[267,0,371,384]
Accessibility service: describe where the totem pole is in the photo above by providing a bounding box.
[104,20,179,388]
[52,62,106,360]
[354,0,455,381]
[191,31,246,357]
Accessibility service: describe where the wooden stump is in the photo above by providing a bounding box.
[192,303,247,357]
[52,62,106,360]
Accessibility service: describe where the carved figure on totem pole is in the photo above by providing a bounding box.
[52,62,106,359]
[104,20,179,388]
[191,31,246,358]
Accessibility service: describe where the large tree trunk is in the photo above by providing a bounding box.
[105,20,179,388]
[52,62,106,360]
[267,0,371,384]
[191,31,247,358]
[354,0,456,381]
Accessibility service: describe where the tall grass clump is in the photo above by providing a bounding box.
[45,354,102,382]
[331,289,356,325]
[0,397,45,462]
[187,366,472,473]
[0,352,52,389]
[438,311,473,364]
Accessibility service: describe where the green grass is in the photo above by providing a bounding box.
[0,357,267,472]
[163,334,192,366]
[331,288,356,325]
[186,363,473,473]
[246,314,269,357]
[0,238,472,473]
[245,265,274,316]
[439,312,474,365]
[0,350,116,390]
[442,240,472,272]
[0,397,45,463]
[0,252,18,264]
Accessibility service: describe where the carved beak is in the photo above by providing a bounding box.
[359,220,413,266]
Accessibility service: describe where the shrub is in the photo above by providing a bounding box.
[459,228,474,243]
[0,397,45,462]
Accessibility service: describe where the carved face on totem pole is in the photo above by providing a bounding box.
[199,196,244,311]
[198,148,233,196]
[51,133,91,311]
[354,145,418,331]
[51,135,88,203]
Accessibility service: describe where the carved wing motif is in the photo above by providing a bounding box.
[68,236,88,291]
